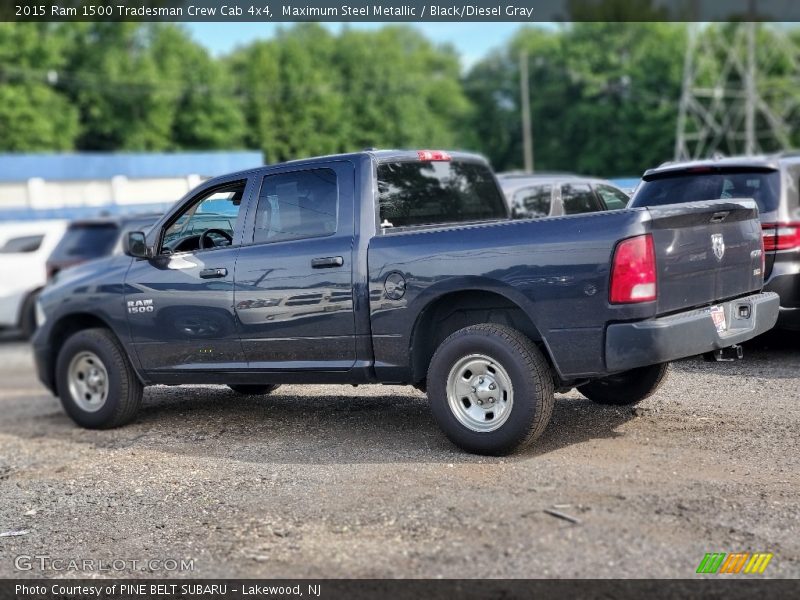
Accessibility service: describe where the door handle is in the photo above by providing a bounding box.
[311,256,344,269]
[199,267,228,279]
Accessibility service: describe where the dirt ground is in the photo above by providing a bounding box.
[0,333,797,579]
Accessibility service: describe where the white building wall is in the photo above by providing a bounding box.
[0,176,204,210]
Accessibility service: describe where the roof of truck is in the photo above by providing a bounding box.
[201,149,491,186]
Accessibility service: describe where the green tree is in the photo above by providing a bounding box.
[229,24,472,163]
[464,23,686,175]
[150,24,246,150]
[0,23,78,151]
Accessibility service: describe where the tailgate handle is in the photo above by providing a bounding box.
[710,211,729,223]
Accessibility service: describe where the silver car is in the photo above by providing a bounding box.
[497,173,630,220]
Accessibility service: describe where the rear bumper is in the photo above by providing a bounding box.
[605,292,779,373]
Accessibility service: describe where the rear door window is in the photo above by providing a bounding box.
[561,183,604,215]
[253,168,338,244]
[595,184,629,210]
[632,169,780,214]
[377,160,508,228]
[511,185,552,219]
[0,235,44,253]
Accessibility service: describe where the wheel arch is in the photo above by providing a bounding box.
[45,312,143,395]
[407,286,552,385]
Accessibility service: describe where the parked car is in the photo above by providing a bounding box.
[630,154,800,331]
[46,214,161,281]
[0,220,68,338]
[34,150,777,455]
[497,173,630,219]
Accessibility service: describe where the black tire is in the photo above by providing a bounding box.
[19,292,39,339]
[578,363,669,406]
[55,328,143,429]
[427,324,554,456]
[227,384,279,395]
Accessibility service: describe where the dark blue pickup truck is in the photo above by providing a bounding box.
[33,150,779,454]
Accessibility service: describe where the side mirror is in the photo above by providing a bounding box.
[123,231,149,259]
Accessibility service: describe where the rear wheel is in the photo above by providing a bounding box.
[427,324,554,455]
[578,363,669,406]
[55,328,143,428]
[227,384,279,395]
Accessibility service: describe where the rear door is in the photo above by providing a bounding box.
[234,161,357,370]
[644,200,764,315]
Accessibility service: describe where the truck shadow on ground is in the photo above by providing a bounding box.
[113,386,637,463]
[2,385,638,464]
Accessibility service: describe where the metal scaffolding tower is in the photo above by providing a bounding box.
[675,22,800,160]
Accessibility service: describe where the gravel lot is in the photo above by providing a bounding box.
[0,334,797,579]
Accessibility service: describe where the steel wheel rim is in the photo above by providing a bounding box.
[67,351,109,413]
[446,353,514,433]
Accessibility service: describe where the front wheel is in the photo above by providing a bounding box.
[427,324,554,455]
[55,328,143,428]
[577,363,669,406]
[227,384,279,395]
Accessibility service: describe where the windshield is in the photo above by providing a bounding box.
[632,169,780,214]
[377,160,508,228]
[50,224,118,261]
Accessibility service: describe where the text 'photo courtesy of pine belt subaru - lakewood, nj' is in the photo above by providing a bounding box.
[33,150,779,455]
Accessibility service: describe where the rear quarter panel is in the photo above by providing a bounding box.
[368,210,654,380]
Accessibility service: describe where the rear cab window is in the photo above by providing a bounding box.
[632,168,781,214]
[377,159,508,229]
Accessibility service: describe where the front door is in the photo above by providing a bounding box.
[125,180,251,373]
[234,162,357,370]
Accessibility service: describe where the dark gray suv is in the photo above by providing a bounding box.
[631,154,800,331]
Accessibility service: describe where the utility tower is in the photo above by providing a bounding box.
[674,22,800,160]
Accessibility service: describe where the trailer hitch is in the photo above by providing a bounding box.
[703,344,744,362]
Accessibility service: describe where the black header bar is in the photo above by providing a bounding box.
[2,0,798,22]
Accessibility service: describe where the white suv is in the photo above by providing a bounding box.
[0,220,67,338]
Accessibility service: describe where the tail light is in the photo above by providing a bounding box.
[610,234,657,303]
[762,222,800,251]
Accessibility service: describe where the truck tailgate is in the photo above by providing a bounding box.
[645,199,763,315]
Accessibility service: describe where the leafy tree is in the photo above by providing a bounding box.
[0,23,78,151]
[464,23,686,175]
[228,24,472,163]
[150,24,246,150]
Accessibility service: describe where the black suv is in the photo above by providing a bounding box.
[46,213,161,281]
[630,154,800,331]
